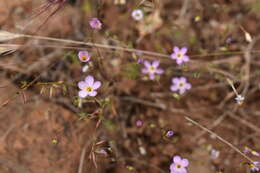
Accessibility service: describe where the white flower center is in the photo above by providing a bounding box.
[149,66,156,72]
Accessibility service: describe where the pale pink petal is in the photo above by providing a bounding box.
[179,88,186,94]
[183,55,189,62]
[152,60,160,68]
[172,78,179,84]
[176,59,183,65]
[144,60,151,68]
[78,81,87,90]
[78,51,87,57]
[88,91,97,97]
[171,85,179,91]
[142,68,149,74]
[173,155,182,164]
[93,81,101,89]
[85,75,94,85]
[149,74,155,80]
[79,90,88,98]
[185,83,191,90]
[181,159,189,167]
[180,47,188,54]
[156,69,164,74]
[173,46,180,53]
[171,53,177,60]
[179,77,187,83]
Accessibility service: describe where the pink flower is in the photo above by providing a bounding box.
[171,47,189,65]
[141,60,164,80]
[78,51,91,62]
[89,18,102,30]
[170,77,191,94]
[170,155,189,173]
[78,75,101,98]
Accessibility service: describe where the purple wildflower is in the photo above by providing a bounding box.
[170,155,189,173]
[141,60,164,80]
[78,75,101,98]
[78,51,91,62]
[131,9,144,21]
[137,58,143,64]
[89,18,102,30]
[171,47,189,65]
[136,120,143,127]
[170,77,191,94]
[250,162,260,172]
[166,130,174,137]
[210,149,220,159]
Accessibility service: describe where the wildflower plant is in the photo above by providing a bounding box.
[131,9,144,21]
[171,47,190,65]
[141,60,164,80]
[170,155,189,173]
[250,162,260,172]
[89,18,102,30]
[170,77,191,94]
[78,51,91,62]
[78,75,101,98]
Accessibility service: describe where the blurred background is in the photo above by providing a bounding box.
[0,0,260,173]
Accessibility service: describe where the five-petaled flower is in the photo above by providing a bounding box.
[171,77,191,94]
[89,18,102,30]
[78,51,91,62]
[171,47,190,65]
[250,161,260,172]
[78,75,101,98]
[141,60,164,80]
[131,9,144,21]
[170,155,189,173]
[235,95,244,105]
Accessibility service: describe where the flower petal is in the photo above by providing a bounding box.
[171,53,177,60]
[78,51,87,57]
[181,159,189,167]
[149,73,155,80]
[171,85,179,91]
[180,47,188,54]
[179,88,186,94]
[93,81,101,89]
[179,77,187,83]
[183,55,189,62]
[78,81,87,90]
[144,60,151,68]
[173,155,182,164]
[152,60,160,68]
[173,46,180,53]
[142,68,149,74]
[88,91,97,97]
[85,75,94,85]
[172,77,179,84]
[176,59,183,65]
[185,83,191,90]
[156,68,164,74]
[79,90,88,98]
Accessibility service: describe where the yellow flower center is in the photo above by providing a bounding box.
[81,56,87,61]
[179,82,184,87]
[177,53,183,58]
[176,164,182,169]
[149,66,155,72]
[85,87,93,92]
[249,164,255,169]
